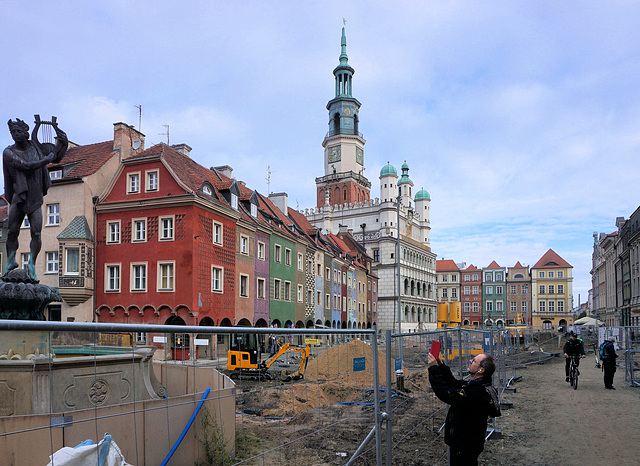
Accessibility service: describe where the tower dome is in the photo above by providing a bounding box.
[415,188,430,201]
[380,162,397,177]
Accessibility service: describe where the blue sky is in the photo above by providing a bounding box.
[2,1,640,306]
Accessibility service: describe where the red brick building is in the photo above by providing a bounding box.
[460,264,483,326]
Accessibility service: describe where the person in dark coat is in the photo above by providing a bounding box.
[428,352,501,466]
[563,332,585,382]
[602,336,618,389]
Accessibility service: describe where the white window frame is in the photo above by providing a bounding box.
[230,193,238,210]
[45,251,58,274]
[159,216,174,241]
[548,301,555,313]
[145,169,159,192]
[132,218,147,242]
[486,286,493,295]
[285,248,291,266]
[257,277,266,299]
[539,271,545,278]
[297,284,303,302]
[131,262,147,292]
[257,241,265,260]
[213,221,223,246]
[107,221,121,244]
[496,286,503,295]
[558,301,564,313]
[548,271,554,278]
[251,203,257,217]
[539,301,546,313]
[46,204,60,226]
[157,261,175,291]
[65,247,80,275]
[557,271,564,278]
[274,244,282,263]
[297,253,303,271]
[284,281,291,301]
[49,169,62,180]
[485,301,493,312]
[240,235,249,255]
[239,274,249,298]
[105,263,121,292]
[127,172,141,194]
[558,284,564,294]
[548,285,555,294]
[274,279,281,299]
[212,266,223,293]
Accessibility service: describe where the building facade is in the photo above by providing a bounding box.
[305,27,437,331]
[531,249,573,330]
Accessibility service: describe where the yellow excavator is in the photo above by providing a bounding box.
[227,333,310,381]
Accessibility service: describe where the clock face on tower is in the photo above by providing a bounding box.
[356,147,364,165]
[328,145,341,163]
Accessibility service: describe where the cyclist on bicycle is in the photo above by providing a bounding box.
[563,331,585,382]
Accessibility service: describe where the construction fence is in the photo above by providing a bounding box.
[0,320,567,465]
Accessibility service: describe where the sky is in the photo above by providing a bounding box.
[2,1,640,307]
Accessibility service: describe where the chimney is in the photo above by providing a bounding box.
[214,165,233,179]
[338,224,348,234]
[269,192,288,216]
[113,122,145,159]
[171,143,192,157]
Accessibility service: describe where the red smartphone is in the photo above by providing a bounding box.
[430,340,441,359]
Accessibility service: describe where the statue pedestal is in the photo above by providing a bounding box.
[0,269,62,321]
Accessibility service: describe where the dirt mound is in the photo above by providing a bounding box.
[305,339,397,386]
[240,340,408,418]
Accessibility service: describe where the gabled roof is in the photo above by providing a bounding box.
[487,260,500,268]
[436,259,459,272]
[532,249,572,269]
[54,141,115,179]
[57,216,94,241]
[461,264,480,272]
[124,143,232,210]
[513,261,523,268]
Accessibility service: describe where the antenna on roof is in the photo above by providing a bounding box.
[159,124,170,145]
[134,105,142,132]
[266,166,276,194]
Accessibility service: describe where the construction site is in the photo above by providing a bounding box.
[1,320,639,465]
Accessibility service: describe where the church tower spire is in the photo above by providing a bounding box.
[316,25,371,209]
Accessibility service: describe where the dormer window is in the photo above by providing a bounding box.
[49,169,62,180]
[231,193,238,209]
[251,203,257,217]
[202,184,212,195]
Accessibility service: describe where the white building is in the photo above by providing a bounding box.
[305,27,437,331]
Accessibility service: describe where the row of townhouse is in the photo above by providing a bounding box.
[436,249,574,330]
[592,205,640,327]
[0,122,378,349]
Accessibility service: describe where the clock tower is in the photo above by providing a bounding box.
[316,26,371,208]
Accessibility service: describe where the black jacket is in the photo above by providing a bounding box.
[602,341,618,363]
[428,363,501,454]
[563,338,585,356]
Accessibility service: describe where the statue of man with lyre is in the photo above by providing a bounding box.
[3,115,67,282]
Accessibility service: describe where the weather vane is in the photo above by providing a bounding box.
[343,17,346,26]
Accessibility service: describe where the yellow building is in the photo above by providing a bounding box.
[530,249,573,331]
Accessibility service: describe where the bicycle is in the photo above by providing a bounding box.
[568,355,580,390]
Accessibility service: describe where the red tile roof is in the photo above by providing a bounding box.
[532,249,572,269]
[56,141,116,178]
[487,260,501,268]
[461,264,481,272]
[513,261,523,268]
[436,259,459,272]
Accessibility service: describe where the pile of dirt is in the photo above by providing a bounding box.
[239,340,409,418]
[305,339,399,386]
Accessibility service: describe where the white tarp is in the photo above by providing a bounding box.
[573,316,604,327]
[47,433,131,466]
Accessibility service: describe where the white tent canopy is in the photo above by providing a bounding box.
[573,316,604,327]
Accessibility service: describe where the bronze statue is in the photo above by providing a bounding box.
[3,116,67,282]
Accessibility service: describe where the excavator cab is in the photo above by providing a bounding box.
[227,333,260,371]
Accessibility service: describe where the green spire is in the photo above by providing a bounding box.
[339,27,349,66]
